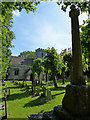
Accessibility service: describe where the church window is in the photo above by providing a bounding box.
[14,68,19,75]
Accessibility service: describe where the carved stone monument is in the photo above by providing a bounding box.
[61,5,90,118]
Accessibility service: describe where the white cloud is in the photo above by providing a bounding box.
[12,10,20,16]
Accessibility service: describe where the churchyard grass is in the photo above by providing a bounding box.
[1,79,89,118]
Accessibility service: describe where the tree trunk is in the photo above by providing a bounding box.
[46,72,48,87]
[52,72,57,87]
[62,67,65,84]
[38,74,40,84]
[46,72,48,82]
[30,73,34,93]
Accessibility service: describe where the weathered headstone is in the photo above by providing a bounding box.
[0,104,5,110]
[19,82,20,86]
[25,84,29,91]
[43,87,47,97]
[47,89,52,100]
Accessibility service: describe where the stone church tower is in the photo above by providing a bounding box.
[35,48,46,59]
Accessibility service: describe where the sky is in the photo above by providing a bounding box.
[11,2,88,56]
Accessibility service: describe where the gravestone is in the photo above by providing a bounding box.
[0,104,5,110]
[25,84,29,91]
[35,88,40,96]
[19,82,20,86]
[43,87,47,97]
[2,81,5,86]
[47,89,52,100]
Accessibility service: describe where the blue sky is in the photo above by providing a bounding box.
[11,2,88,56]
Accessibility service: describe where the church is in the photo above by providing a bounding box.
[8,48,46,81]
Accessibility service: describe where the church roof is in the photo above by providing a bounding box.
[9,56,34,66]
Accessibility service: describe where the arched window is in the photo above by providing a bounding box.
[14,68,19,75]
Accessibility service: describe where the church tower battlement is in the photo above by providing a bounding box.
[35,48,46,59]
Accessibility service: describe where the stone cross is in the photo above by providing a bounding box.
[69,5,85,85]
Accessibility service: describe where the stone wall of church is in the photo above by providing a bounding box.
[8,65,30,80]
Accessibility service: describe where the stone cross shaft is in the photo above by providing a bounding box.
[69,5,85,85]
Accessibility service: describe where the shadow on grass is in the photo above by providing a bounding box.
[39,110,44,113]
[1,91,32,102]
[52,91,65,99]
[24,91,65,108]
[51,86,66,91]
[24,96,48,107]
[7,86,22,89]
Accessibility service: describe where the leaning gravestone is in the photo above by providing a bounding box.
[47,89,52,100]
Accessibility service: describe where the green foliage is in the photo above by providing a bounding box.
[1,2,39,80]
[80,20,90,62]
[57,55,67,75]
[63,52,72,68]
[31,58,44,76]
[57,2,89,63]
[82,54,89,72]
[44,47,59,73]
[63,51,88,73]
[57,1,90,13]
[44,47,65,87]
[18,51,35,59]
[1,10,15,80]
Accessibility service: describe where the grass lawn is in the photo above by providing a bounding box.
[1,79,90,118]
